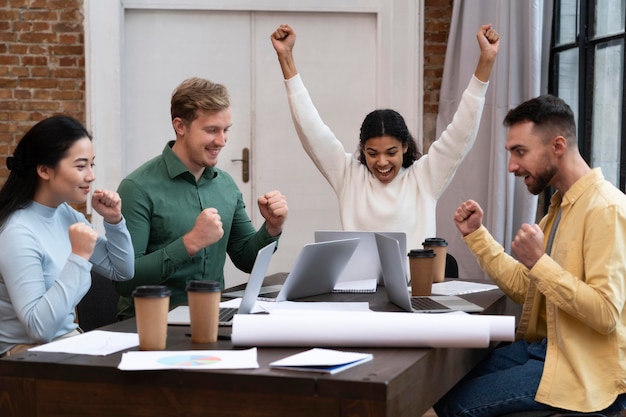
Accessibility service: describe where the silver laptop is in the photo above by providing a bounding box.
[216,241,277,325]
[315,230,409,284]
[166,241,276,326]
[374,233,483,313]
[252,238,360,302]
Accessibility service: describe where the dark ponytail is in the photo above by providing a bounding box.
[0,115,91,229]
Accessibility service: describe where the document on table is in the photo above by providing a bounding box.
[118,347,259,370]
[431,280,498,296]
[28,330,139,356]
[270,348,373,374]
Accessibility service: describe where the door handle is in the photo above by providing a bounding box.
[231,147,249,183]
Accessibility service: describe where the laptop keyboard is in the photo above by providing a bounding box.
[257,291,280,301]
[410,297,450,311]
[219,307,238,323]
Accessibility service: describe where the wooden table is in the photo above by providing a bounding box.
[0,275,507,417]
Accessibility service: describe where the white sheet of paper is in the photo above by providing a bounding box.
[29,330,139,356]
[431,280,498,296]
[118,347,259,370]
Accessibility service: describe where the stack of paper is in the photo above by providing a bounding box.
[270,348,373,374]
[431,280,498,296]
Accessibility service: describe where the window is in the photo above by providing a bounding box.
[551,0,625,195]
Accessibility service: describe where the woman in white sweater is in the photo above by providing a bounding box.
[270,24,499,250]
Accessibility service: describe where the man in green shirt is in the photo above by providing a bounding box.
[115,77,288,320]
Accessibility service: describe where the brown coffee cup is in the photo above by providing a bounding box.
[186,280,221,344]
[422,237,448,283]
[408,249,436,296]
[132,285,171,350]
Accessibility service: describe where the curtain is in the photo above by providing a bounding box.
[435,0,554,280]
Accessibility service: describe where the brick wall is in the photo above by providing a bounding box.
[422,0,453,151]
[0,0,85,184]
[0,1,452,183]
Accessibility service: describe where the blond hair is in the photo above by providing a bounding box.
[170,77,230,125]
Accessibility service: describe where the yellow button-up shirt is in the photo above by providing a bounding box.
[465,168,626,411]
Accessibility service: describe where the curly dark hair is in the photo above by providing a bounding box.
[358,109,421,167]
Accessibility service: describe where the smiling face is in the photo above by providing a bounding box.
[362,135,408,184]
[506,121,557,195]
[35,137,95,207]
[172,108,232,179]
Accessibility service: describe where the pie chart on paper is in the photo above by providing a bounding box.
[157,354,222,367]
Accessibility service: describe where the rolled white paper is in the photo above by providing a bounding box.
[473,315,516,342]
[231,312,514,348]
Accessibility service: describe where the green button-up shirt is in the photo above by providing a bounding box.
[115,141,279,319]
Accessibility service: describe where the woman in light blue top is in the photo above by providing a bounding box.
[0,115,134,356]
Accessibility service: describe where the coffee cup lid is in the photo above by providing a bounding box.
[408,249,436,258]
[132,285,171,298]
[186,280,221,292]
[422,237,448,247]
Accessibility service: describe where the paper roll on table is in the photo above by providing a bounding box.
[231,312,515,348]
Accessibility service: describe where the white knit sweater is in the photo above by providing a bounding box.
[285,74,488,250]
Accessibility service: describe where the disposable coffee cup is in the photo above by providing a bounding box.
[422,237,448,283]
[132,285,171,350]
[186,280,221,344]
[408,249,436,296]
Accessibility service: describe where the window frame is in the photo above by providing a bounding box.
[549,0,626,201]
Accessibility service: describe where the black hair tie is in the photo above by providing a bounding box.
[6,148,24,173]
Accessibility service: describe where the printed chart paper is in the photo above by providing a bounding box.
[118,347,259,370]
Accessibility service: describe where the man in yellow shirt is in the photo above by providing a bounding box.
[435,95,626,416]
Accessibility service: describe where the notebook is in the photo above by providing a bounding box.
[314,230,409,292]
[252,238,360,302]
[374,233,483,313]
[167,241,276,327]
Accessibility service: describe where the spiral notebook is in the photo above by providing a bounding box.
[331,279,378,294]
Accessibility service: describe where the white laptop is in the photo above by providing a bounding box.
[315,230,409,284]
[234,238,360,302]
[374,233,483,313]
[167,241,276,327]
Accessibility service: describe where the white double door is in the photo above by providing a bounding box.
[87,1,421,287]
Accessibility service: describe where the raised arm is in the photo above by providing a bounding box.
[271,24,298,80]
[474,23,500,82]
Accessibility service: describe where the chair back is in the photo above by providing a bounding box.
[445,253,459,278]
[76,271,120,331]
